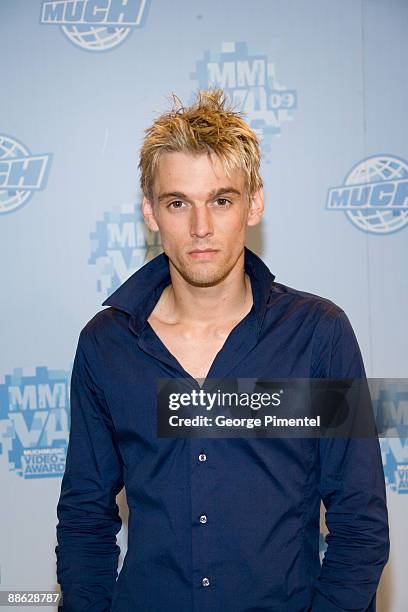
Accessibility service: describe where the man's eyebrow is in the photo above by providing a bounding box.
[157,187,242,202]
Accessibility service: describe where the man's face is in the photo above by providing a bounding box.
[142,151,264,287]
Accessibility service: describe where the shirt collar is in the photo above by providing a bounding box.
[102,245,276,335]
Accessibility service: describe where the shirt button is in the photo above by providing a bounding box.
[199,514,207,524]
[198,453,207,461]
[202,577,210,587]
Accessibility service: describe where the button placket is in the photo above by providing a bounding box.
[191,440,215,602]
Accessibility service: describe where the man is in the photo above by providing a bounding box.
[55,89,389,611]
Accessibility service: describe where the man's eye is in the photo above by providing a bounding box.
[216,198,230,206]
[168,200,185,209]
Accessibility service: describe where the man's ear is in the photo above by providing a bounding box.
[142,195,160,232]
[246,187,264,227]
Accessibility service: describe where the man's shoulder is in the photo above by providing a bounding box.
[77,306,129,345]
[270,279,345,321]
[269,282,364,376]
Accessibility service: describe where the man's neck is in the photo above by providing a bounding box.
[153,269,253,329]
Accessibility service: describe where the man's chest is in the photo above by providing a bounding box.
[99,307,326,446]
[146,316,243,381]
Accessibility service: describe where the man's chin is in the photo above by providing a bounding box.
[179,265,230,288]
[183,274,226,288]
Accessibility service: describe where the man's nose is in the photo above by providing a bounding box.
[189,205,214,238]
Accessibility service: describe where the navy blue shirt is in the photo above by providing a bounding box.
[55,246,389,611]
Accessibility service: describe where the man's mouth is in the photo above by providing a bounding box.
[188,248,219,259]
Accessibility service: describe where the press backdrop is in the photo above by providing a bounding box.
[1,1,407,610]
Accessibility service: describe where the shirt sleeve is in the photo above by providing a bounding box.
[310,310,390,612]
[55,329,124,612]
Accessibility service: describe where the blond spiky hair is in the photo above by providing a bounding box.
[138,88,263,200]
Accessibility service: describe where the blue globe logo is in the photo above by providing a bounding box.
[340,155,408,234]
[40,0,151,53]
[61,24,131,51]
[0,135,33,214]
